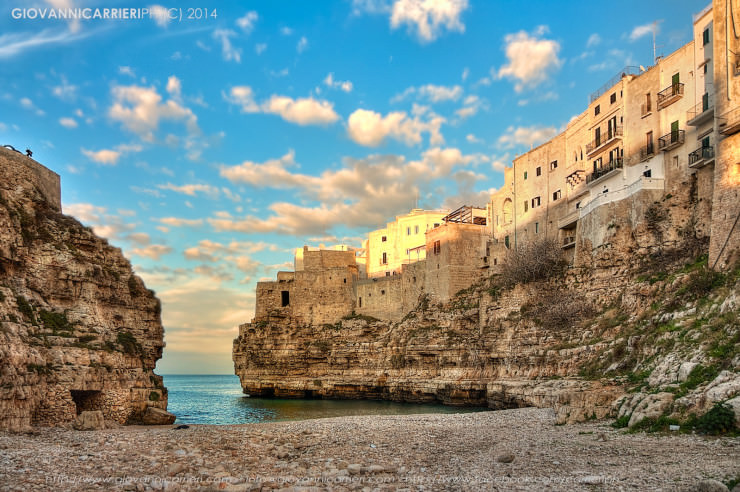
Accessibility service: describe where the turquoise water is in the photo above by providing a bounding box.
[163,375,488,425]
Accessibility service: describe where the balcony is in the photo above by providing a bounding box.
[639,143,656,162]
[658,130,686,152]
[718,106,740,136]
[688,146,715,169]
[657,83,684,110]
[587,158,623,186]
[558,210,579,229]
[562,236,576,249]
[586,126,623,156]
[686,95,713,126]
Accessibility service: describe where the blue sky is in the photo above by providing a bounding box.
[0,0,707,374]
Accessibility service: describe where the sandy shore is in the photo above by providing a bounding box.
[1,407,738,491]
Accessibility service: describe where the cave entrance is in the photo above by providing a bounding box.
[70,390,103,415]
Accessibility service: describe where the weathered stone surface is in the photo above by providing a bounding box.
[141,406,176,425]
[0,147,170,430]
[72,410,104,431]
[725,396,740,427]
[628,393,674,428]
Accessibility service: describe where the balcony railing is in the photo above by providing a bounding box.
[658,130,686,151]
[657,83,684,109]
[686,94,713,126]
[586,126,623,155]
[562,236,576,249]
[718,106,740,136]
[639,143,656,162]
[688,146,715,168]
[586,158,623,185]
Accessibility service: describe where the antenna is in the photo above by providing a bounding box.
[652,21,657,63]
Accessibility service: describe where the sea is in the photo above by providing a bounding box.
[163,374,488,425]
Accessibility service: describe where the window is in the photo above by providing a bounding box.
[595,105,600,116]
[670,120,679,142]
[405,249,409,255]
[358,297,362,308]
[524,200,528,212]
[532,196,541,208]
[281,291,290,307]
[643,169,652,178]
[593,157,602,172]
[414,225,419,234]
[535,222,539,234]
[610,92,616,104]
[594,127,601,146]
[575,201,581,209]
[504,235,510,249]
[523,171,528,180]
[433,240,441,255]
[553,190,561,201]
[536,166,542,176]
[702,135,710,148]
[433,223,440,228]
[644,93,651,113]
[703,28,710,45]
[385,272,390,277]
[550,160,558,170]
[646,131,654,154]
[382,252,387,264]
[704,63,708,74]
[381,290,385,295]
[406,227,411,235]
[702,92,709,112]
[672,72,680,87]
[381,236,387,242]
[608,116,617,139]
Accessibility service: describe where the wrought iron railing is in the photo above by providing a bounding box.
[639,143,655,161]
[686,94,713,122]
[657,83,684,108]
[586,158,623,184]
[586,126,623,154]
[658,130,685,150]
[688,146,715,166]
[589,66,641,103]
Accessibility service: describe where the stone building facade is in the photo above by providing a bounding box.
[247,1,738,328]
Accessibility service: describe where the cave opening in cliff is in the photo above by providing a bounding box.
[70,390,103,415]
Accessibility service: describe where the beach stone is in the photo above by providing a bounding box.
[367,465,385,474]
[496,452,515,463]
[347,463,362,475]
[683,479,729,492]
[141,407,176,425]
[72,411,105,431]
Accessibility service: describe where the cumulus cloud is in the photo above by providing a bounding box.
[236,11,258,32]
[629,22,658,42]
[390,0,468,42]
[455,95,486,119]
[130,244,172,260]
[347,108,444,147]
[497,27,561,92]
[224,86,339,126]
[497,125,558,149]
[157,183,220,199]
[64,202,143,244]
[59,117,78,128]
[324,73,353,93]
[80,143,142,165]
[212,29,241,62]
[108,82,199,141]
[214,147,482,236]
[158,217,204,227]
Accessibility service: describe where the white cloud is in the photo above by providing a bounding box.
[236,11,258,32]
[64,202,139,242]
[347,108,444,147]
[297,36,308,53]
[497,27,561,92]
[59,117,78,128]
[586,33,601,48]
[158,183,220,199]
[119,66,136,77]
[466,134,481,144]
[390,0,468,43]
[212,29,241,62]
[130,244,172,260]
[108,82,199,141]
[455,94,486,119]
[280,26,294,36]
[497,125,558,149]
[324,73,353,93]
[219,150,306,188]
[166,75,182,99]
[51,76,77,101]
[629,22,658,42]
[0,28,91,59]
[393,84,463,103]
[158,217,204,227]
[81,143,142,165]
[149,5,171,28]
[224,86,339,126]
[255,43,267,55]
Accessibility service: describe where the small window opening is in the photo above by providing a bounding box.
[281,290,290,307]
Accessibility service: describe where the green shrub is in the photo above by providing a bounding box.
[15,295,35,322]
[611,415,630,428]
[148,391,160,402]
[38,309,73,332]
[694,403,737,435]
[116,331,142,355]
[77,334,96,343]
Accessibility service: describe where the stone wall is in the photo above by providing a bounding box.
[0,147,61,212]
[355,275,403,321]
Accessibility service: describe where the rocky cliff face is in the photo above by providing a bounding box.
[234,238,740,427]
[0,148,170,431]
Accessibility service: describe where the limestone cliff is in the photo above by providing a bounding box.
[234,239,740,427]
[0,147,171,431]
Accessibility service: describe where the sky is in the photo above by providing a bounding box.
[0,0,709,374]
